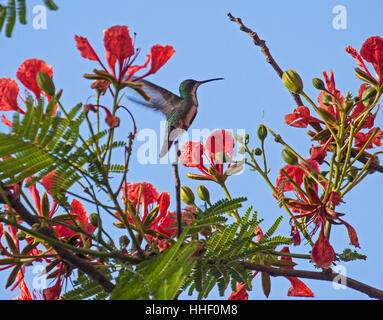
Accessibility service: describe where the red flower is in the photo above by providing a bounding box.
[75,25,175,84]
[347,36,383,84]
[121,181,159,220]
[16,59,53,99]
[285,186,359,268]
[285,106,323,128]
[54,199,96,238]
[181,130,240,181]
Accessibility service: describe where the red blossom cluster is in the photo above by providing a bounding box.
[119,181,195,252]
[0,59,54,126]
[180,129,242,182]
[275,37,383,269]
[75,25,175,85]
[0,171,96,300]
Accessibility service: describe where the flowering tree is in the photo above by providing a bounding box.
[0,15,383,300]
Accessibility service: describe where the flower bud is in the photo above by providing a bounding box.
[89,213,99,227]
[355,68,379,86]
[312,78,326,90]
[321,94,333,106]
[180,186,195,205]
[253,148,262,156]
[36,71,55,96]
[257,124,268,141]
[119,235,130,249]
[346,166,358,182]
[281,148,298,165]
[282,69,303,94]
[197,185,210,203]
[40,192,50,218]
[16,231,26,240]
[362,87,377,107]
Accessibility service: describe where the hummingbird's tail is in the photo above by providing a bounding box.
[159,139,174,158]
[159,126,184,158]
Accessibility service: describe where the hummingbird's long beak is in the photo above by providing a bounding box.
[198,78,224,85]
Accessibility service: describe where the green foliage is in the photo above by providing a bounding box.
[111,231,199,300]
[0,98,104,209]
[338,248,367,262]
[185,205,291,299]
[0,0,58,37]
[62,271,112,300]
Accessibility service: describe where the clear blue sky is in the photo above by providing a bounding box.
[0,0,382,299]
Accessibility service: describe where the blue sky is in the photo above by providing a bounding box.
[0,0,383,299]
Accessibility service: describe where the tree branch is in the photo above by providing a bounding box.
[172,140,182,237]
[0,183,115,293]
[239,261,383,300]
[227,12,383,174]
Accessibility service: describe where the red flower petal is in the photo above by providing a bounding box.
[151,192,171,224]
[0,78,23,112]
[1,114,14,127]
[338,218,360,248]
[285,106,323,128]
[254,225,263,242]
[205,129,234,162]
[125,54,151,81]
[74,35,100,61]
[360,36,383,84]
[16,59,53,99]
[180,141,205,167]
[228,283,248,300]
[286,277,315,297]
[311,228,336,268]
[43,278,62,300]
[142,44,175,77]
[41,170,57,195]
[103,25,135,72]
[121,181,159,219]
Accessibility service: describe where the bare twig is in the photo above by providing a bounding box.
[172,140,182,237]
[227,13,304,110]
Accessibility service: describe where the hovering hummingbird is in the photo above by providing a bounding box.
[128,77,224,158]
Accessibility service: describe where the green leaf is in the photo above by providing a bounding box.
[5,0,16,37]
[43,0,59,10]
[16,0,26,24]
[111,230,198,300]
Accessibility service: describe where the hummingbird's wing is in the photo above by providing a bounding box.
[127,79,183,118]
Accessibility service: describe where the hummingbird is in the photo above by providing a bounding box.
[128,77,224,158]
